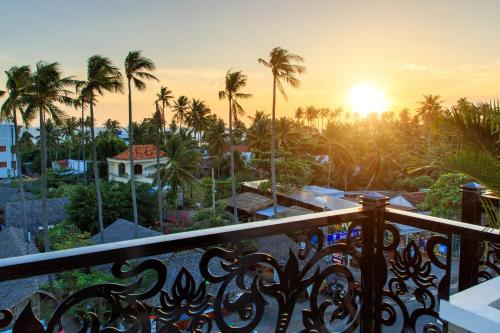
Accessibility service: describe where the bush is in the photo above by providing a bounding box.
[393,175,434,192]
[38,220,92,251]
[68,181,157,234]
[418,173,471,219]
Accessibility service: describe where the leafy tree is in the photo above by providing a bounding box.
[418,173,471,219]
[68,182,157,234]
[259,47,305,216]
[125,50,158,238]
[393,175,434,192]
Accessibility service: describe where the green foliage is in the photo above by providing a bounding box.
[38,220,92,251]
[393,175,434,192]
[68,181,157,233]
[418,173,471,219]
[96,132,127,176]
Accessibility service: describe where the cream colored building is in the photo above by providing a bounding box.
[107,144,167,184]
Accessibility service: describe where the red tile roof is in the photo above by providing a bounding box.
[112,144,166,160]
[55,160,69,168]
[225,145,250,153]
[401,192,427,207]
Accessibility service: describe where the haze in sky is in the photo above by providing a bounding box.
[1,0,499,125]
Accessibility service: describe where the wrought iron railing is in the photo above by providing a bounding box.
[0,183,499,332]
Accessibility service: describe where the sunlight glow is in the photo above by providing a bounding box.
[349,83,389,116]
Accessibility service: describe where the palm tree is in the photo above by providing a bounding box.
[187,98,211,142]
[80,55,123,243]
[219,70,252,224]
[73,88,91,185]
[417,94,443,151]
[154,102,166,233]
[156,86,174,133]
[103,118,121,136]
[61,116,78,159]
[319,108,330,132]
[204,116,228,177]
[125,50,158,238]
[24,62,74,252]
[1,66,33,242]
[159,133,201,208]
[294,107,304,124]
[258,47,305,217]
[305,106,316,127]
[172,95,189,131]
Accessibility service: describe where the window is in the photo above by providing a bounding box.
[134,164,143,175]
[0,162,6,168]
[118,163,126,176]
[0,146,6,152]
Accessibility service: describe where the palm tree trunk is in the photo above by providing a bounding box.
[271,75,278,217]
[156,103,164,233]
[13,106,28,243]
[327,145,332,187]
[228,98,238,224]
[39,108,50,252]
[128,78,139,238]
[89,93,105,243]
[81,103,87,185]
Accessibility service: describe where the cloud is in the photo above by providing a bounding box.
[392,62,429,72]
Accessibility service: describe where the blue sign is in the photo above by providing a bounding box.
[326,229,360,246]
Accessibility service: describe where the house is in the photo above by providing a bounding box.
[225,145,252,164]
[0,227,48,321]
[0,121,17,179]
[107,144,168,184]
[225,192,274,221]
[52,159,91,175]
[389,192,428,212]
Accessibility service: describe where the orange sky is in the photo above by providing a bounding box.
[1,0,499,126]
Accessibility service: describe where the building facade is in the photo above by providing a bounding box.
[0,121,16,179]
[107,144,168,184]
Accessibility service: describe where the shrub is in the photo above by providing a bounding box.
[393,175,434,192]
[418,173,471,219]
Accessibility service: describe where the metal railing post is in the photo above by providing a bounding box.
[458,181,484,291]
[359,192,389,333]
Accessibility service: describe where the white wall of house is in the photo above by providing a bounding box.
[107,157,168,184]
[0,121,16,179]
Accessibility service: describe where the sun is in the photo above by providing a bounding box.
[349,83,390,116]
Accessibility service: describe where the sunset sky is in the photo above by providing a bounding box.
[1,0,499,125]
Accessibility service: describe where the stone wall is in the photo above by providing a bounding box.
[4,198,69,234]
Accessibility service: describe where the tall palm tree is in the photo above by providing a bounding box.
[154,102,166,233]
[204,116,228,177]
[1,66,33,242]
[103,118,121,136]
[80,55,123,242]
[218,70,251,224]
[125,50,158,238]
[417,94,443,151]
[24,62,74,251]
[61,116,78,159]
[258,47,305,216]
[187,98,211,142]
[172,95,189,131]
[156,86,174,133]
[294,107,304,124]
[73,88,91,185]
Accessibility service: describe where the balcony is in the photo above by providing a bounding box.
[0,184,499,332]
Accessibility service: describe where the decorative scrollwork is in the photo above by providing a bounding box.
[381,234,450,332]
[200,226,363,332]
[479,241,500,280]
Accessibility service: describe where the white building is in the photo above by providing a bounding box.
[0,121,17,179]
[107,144,168,184]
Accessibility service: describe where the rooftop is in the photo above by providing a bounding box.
[111,144,166,161]
[225,191,273,215]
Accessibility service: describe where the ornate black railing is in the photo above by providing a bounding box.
[0,183,499,332]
